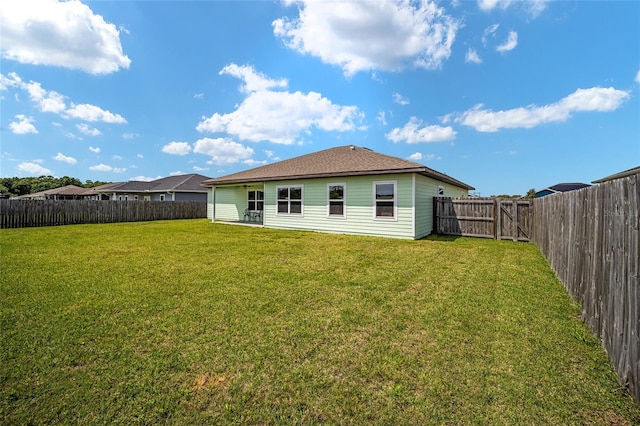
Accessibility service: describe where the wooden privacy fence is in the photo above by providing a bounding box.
[0,200,207,228]
[531,173,639,405]
[434,197,533,241]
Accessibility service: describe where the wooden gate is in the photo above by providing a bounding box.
[434,197,533,241]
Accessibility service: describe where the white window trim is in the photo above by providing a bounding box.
[276,185,304,216]
[327,182,347,219]
[373,180,398,221]
[247,189,265,211]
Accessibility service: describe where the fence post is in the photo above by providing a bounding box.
[496,199,501,240]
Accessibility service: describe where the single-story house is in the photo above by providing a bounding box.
[592,166,640,184]
[15,184,90,200]
[202,145,474,240]
[534,182,591,198]
[94,174,211,201]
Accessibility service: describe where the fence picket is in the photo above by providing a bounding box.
[0,200,207,228]
[434,197,533,241]
[531,173,639,406]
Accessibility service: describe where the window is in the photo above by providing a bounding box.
[159,194,165,201]
[277,185,303,215]
[328,184,346,217]
[374,181,396,219]
[438,185,444,196]
[247,190,264,211]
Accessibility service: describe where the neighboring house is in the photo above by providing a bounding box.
[80,183,123,200]
[15,185,90,200]
[592,166,640,184]
[202,145,474,240]
[94,174,211,201]
[534,182,591,198]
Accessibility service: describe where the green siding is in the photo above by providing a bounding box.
[414,176,469,238]
[212,186,246,221]
[209,174,469,238]
[264,174,416,239]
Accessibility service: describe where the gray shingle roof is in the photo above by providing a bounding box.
[103,174,210,193]
[202,145,474,190]
[16,184,87,199]
[547,183,591,192]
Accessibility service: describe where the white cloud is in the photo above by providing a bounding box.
[527,0,548,17]
[478,0,506,11]
[198,65,363,144]
[496,31,518,53]
[0,0,131,74]
[386,117,456,143]
[273,0,460,76]
[51,152,78,164]
[122,133,138,140]
[112,155,123,161]
[129,175,161,182]
[482,24,499,46]
[192,166,209,172]
[193,93,204,99]
[65,103,126,123]
[24,81,66,113]
[1,72,127,124]
[456,87,630,132]
[53,152,77,164]
[377,111,388,126]
[392,92,410,106]
[169,171,186,176]
[409,152,439,161]
[89,146,101,153]
[220,63,288,94]
[193,137,254,165]
[243,159,268,166]
[18,161,51,175]
[136,154,143,158]
[89,163,126,173]
[9,114,38,134]
[478,0,547,16]
[635,69,640,83]
[76,123,102,136]
[465,48,482,64]
[65,132,82,140]
[264,150,281,161]
[161,141,192,156]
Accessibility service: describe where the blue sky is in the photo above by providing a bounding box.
[1,0,638,195]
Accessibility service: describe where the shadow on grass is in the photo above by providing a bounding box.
[422,233,462,242]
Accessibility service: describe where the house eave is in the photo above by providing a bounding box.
[203,168,474,190]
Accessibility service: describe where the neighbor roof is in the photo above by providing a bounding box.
[15,184,88,199]
[546,183,591,192]
[98,174,210,193]
[202,145,474,190]
[592,166,640,184]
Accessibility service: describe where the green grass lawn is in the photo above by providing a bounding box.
[1,219,638,425]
